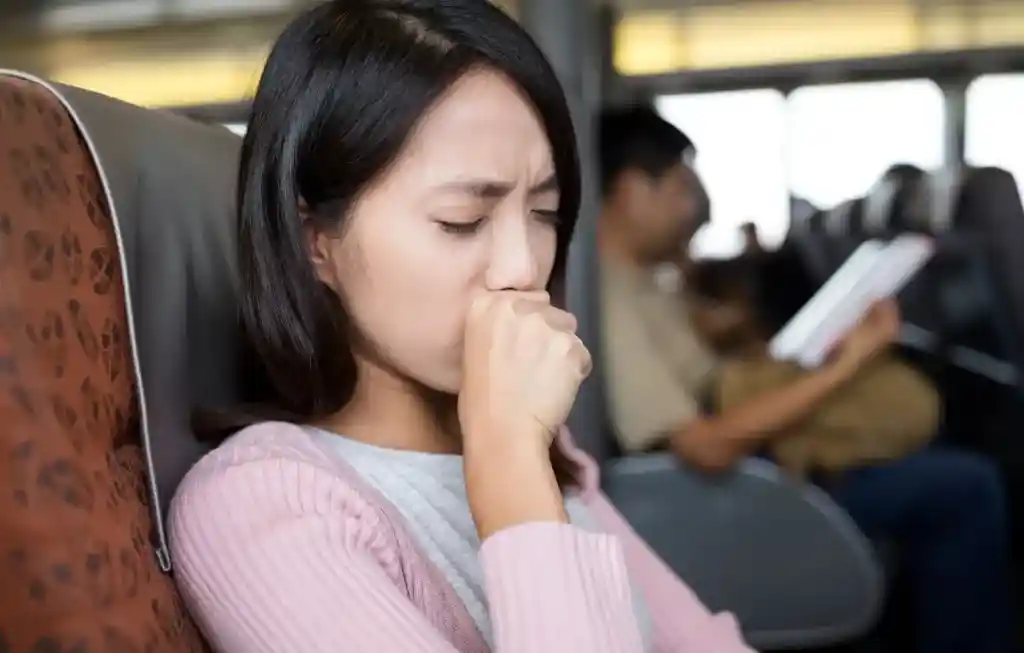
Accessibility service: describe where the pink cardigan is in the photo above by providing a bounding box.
[168,422,754,652]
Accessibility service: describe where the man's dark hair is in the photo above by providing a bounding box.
[598,105,695,197]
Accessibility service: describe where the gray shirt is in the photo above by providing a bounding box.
[308,427,653,650]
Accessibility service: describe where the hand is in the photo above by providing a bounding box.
[459,291,591,539]
[458,291,592,451]
[832,299,902,373]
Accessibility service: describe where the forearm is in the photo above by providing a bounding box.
[672,360,857,470]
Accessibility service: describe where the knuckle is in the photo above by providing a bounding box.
[579,354,593,377]
[554,331,577,353]
[575,340,592,369]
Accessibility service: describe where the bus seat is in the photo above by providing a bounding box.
[822,198,864,274]
[879,167,1023,462]
[860,176,899,238]
[956,166,1024,379]
[919,168,1022,386]
[0,71,210,651]
[879,163,928,235]
[938,168,1024,456]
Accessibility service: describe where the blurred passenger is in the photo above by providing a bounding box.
[597,106,1013,653]
[166,3,755,652]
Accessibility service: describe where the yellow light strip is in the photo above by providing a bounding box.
[51,52,266,107]
[615,0,1024,76]
[684,1,916,70]
[973,1,1024,46]
[614,12,689,77]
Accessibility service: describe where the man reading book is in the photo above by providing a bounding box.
[596,106,1012,653]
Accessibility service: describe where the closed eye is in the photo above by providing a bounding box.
[533,209,561,225]
[438,217,485,235]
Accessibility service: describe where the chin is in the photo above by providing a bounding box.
[400,363,462,398]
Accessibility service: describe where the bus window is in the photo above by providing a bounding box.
[787,79,945,209]
[657,89,789,256]
[966,74,1024,203]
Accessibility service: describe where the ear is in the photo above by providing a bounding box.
[301,203,340,292]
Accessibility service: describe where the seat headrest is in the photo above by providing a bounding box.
[861,178,899,235]
[788,204,821,238]
[894,168,963,234]
[2,74,245,535]
[823,199,862,238]
[807,209,825,232]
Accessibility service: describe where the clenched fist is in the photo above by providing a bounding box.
[459,291,592,450]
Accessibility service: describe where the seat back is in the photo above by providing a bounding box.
[54,80,246,527]
[0,72,210,651]
[890,167,1024,455]
[958,167,1024,379]
[918,168,1022,380]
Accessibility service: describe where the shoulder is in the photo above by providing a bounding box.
[179,420,332,482]
[173,421,338,504]
[169,421,389,555]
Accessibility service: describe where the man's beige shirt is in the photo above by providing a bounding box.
[600,259,719,452]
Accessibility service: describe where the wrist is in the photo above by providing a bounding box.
[463,421,556,488]
[462,420,554,458]
[464,435,565,540]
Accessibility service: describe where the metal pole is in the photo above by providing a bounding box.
[941,80,968,168]
[518,0,611,462]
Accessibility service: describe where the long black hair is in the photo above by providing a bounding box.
[219,0,581,479]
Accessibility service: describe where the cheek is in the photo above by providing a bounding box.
[535,226,559,283]
[340,224,482,375]
[659,196,688,233]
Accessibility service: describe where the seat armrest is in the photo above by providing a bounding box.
[602,454,884,650]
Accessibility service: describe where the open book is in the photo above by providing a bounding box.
[768,234,935,368]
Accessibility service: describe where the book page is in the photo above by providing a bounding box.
[769,234,935,368]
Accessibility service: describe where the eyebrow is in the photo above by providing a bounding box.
[438,173,559,199]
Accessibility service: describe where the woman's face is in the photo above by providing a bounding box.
[310,68,560,393]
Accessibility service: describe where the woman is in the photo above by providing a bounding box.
[168,2,754,651]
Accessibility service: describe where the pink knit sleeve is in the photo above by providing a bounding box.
[584,492,756,653]
[169,451,647,653]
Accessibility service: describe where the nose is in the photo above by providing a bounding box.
[484,213,543,292]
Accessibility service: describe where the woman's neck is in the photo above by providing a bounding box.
[318,360,462,455]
